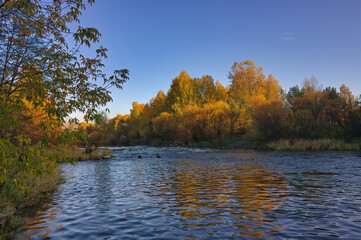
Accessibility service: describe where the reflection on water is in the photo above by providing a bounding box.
[167,162,287,238]
[19,147,361,239]
[20,201,63,239]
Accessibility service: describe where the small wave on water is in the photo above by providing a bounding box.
[18,147,361,239]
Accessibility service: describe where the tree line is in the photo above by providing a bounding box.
[77,60,361,147]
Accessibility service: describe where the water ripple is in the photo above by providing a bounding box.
[19,147,361,239]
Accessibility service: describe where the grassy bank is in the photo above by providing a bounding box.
[0,145,114,239]
[148,137,361,151]
[0,163,62,239]
[264,138,361,151]
[148,136,247,148]
[51,145,114,162]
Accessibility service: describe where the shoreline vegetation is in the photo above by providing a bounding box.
[145,136,361,151]
[1,0,128,238]
[74,61,361,153]
[263,138,361,151]
[0,1,360,238]
[0,145,114,239]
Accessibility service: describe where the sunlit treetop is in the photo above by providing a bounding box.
[0,0,129,123]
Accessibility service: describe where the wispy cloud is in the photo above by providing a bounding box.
[281,32,296,41]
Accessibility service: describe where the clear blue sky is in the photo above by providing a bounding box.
[75,0,361,118]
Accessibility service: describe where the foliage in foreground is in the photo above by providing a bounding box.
[0,0,128,226]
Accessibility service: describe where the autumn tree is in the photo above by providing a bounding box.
[195,75,218,103]
[265,74,282,101]
[229,60,267,106]
[166,70,201,113]
[228,60,282,134]
[76,60,360,148]
[152,112,178,143]
[180,105,202,142]
[200,101,231,143]
[128,102,151,144]
[113,114,130,145]
[0,0,128,192]
[215,80,229,102]
[150,90,167,116]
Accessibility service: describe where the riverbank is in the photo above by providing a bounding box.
[0,165,62,239]
[52,145,115,162]
[147,136,246,149]
[262,138,361,151]
[150,137,361,152]
[0,145,115,239]
[118,136,361,151]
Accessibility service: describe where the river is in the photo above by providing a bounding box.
[18,146,361,239]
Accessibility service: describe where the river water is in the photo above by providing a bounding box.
[19,146,361,239]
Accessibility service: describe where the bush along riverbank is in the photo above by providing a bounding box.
[262,138,361,151]
[0,145,114,239]
[52,145,115,162]
[146,135,361,151]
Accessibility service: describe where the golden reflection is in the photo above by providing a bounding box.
[41,224,63,237]
[166,157,287,238]
[20,202,63,238]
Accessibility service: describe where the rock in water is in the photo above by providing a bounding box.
[137,155,142,158]
[156,154,161,158]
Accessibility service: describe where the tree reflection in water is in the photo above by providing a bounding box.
[165,159,287,238]
[19,198,63,238]
[19,149,291,239]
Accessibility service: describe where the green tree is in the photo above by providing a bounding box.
[0,0,129,123]
[0,0,128,195]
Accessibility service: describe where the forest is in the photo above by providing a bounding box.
[77,60,361,150]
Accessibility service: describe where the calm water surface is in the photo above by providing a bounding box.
[19,147,361,239]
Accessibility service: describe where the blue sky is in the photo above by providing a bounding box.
[74,0,361,118]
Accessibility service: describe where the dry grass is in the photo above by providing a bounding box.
[265,138,361,151]
[0,144,115,238]
[0,144,116,238]
[0,162,62,239]
[52,145,107,162]
[0,165,62,211]
[101,147,114,158]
